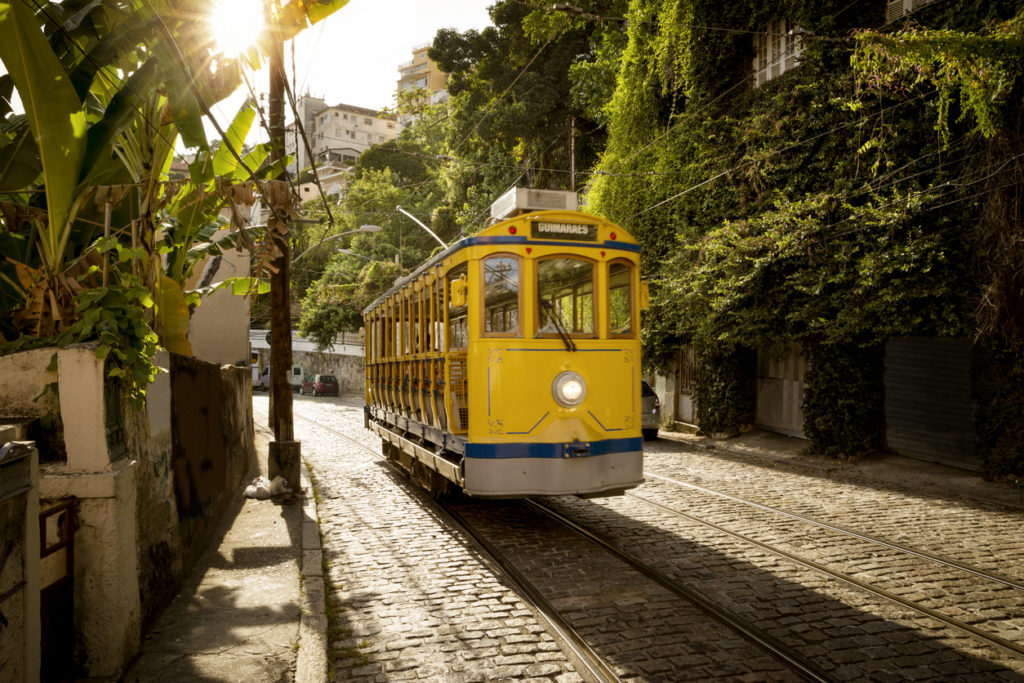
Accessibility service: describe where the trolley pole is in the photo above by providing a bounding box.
[265,2,301,488]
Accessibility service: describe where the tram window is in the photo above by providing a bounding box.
[537,257,594,336]
[482,255,520,336]
[608,261,634,337]
[410,291,421,354]
[435,274,444,351]
[404,294,414,355]
[447,263,468,350]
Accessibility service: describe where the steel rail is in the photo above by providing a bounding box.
[524,499,832,683]
[291,410,621,682]
[644,471,1024,591]
[441,503,622,683]
[625,490,1024,659]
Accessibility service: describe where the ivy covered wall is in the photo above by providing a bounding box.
[587,0,1024,476]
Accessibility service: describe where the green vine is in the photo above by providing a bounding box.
[588,0,1023,469]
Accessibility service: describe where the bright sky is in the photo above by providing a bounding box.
[206,0,494,144]
[0,1,493,146]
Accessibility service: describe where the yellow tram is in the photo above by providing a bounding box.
[363,209,646,497]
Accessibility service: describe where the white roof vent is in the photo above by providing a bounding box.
[490,188,578,220]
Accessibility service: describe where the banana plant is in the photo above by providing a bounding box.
[0,0,350,395]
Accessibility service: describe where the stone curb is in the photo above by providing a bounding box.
[296,462,327,683]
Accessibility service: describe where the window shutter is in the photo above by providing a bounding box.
[753,17,803,88]
[886,0,906,21]
[887,0,936,23]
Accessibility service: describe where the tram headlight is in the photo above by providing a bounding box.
[552,371,586,408]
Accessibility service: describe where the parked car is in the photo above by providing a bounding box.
[299,374,339,397]
[290,365,307,392]
[641,380,661,441]
[252,365,305,392]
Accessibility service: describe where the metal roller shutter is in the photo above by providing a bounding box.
[884,337,979,470]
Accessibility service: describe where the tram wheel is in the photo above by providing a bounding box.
[427,470,450,500]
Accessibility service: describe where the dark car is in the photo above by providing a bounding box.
[299,374,339,397]
[641,380,661,441]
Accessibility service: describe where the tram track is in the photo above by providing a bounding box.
[519,497,830,681]
[643,470,1024,591]
[289,404,1024,677]
[291,411,624,681]
[621,486,1024,660]
[293,409,834,680]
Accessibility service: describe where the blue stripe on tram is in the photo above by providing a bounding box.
[465,437,642,459]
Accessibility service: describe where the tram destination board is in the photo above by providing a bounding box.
[531,221,598,242]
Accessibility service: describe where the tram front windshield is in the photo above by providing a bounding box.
[537,257,594,335]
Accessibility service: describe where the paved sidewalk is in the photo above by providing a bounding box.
[660,427,1024,511]
[123,426,326,682]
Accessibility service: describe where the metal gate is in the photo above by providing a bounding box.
[756,346,807,438]
[884,337,979,470]
[674,348,697,425]
[40,499,76,682]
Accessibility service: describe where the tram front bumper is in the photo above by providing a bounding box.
[462,447,643,497]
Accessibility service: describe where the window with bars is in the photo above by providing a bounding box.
[753,17,803,88]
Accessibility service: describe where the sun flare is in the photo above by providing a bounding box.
[208,0,266,57]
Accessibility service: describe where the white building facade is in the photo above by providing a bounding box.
[284,96,399,188]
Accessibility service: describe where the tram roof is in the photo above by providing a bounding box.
[362,210,638,315]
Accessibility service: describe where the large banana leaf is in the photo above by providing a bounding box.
[79,59,163,188]
[0,0,87,271]
[0,123,41,192]
[155,274,193,355]
[275,0,350,43]
[213,102,256,177]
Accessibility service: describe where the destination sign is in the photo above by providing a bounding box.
[531,221,598,242]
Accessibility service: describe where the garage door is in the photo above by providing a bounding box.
[884,337,979,470]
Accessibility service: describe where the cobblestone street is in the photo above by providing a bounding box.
[255,395,585,681]
[254,394,1024,681]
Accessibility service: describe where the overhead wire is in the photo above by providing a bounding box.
[816,149,1024,242]
[138,0,295,225]
[626,88,936,221]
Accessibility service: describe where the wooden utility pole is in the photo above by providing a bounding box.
[266,0,300,486]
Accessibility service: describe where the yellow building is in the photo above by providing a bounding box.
[395,43,449,126]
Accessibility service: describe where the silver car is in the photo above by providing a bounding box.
[641,380,661,441]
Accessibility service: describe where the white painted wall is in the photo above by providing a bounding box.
[186,232,251,366]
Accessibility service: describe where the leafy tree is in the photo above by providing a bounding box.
[299,259,402,348]
[430,0,628,228]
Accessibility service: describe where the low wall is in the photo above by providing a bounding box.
[170,355,255,572]
[256,348,365,396]
[0,346,256,678]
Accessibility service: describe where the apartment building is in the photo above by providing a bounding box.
[284,95,399,188]
[396,43,449,126]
